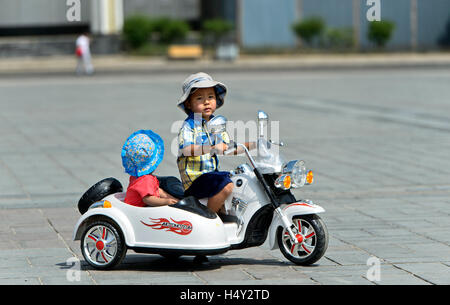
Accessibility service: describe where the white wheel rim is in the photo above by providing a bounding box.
[83,225,118,266]
[282,218,316,259]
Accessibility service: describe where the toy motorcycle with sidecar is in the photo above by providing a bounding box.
[73,111,328,269]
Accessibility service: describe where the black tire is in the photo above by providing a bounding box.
[80,219,127,270]
[78,177,123,214]
[277,214,328,266]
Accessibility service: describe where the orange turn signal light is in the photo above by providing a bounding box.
[275,174,291,190]
[103,200,112,208]
[283,175,291,189]
[306,170,314,184]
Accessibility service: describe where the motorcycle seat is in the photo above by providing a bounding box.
[171,196,217,219]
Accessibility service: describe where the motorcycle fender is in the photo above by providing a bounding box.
[267,202,325,250]
[73,208,136,247]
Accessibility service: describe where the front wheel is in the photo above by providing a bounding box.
[277,214,328,266]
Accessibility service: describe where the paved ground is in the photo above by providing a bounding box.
[0,66,449,285]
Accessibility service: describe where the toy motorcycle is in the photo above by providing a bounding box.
[73,111,328,269]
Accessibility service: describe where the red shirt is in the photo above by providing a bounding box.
[124,175,160,207]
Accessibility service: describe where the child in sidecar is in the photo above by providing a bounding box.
[121,129,178,207]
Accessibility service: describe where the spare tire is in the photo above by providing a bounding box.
[78,177,123,214]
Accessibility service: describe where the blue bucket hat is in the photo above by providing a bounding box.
[121,130,164,177]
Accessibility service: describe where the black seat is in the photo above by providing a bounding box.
[156,176,219,220]
[218,213,239,224]
[171,196,217,219]
[156,176,185,200]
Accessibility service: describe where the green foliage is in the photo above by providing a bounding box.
[202,18,233,39]
[324,27,354,49]
[367,20,395,47]
[292,17,325,45]
[150,17,171,34]
[123,15,191,49]
[123,15,153,49]
[159,19,190,44]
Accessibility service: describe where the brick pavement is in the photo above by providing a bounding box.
[0,68,449,285]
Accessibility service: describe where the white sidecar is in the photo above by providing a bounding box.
[73,189,235,269]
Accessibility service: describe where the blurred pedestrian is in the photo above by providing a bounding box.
[75,32,94,75]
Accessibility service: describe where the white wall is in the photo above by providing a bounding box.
[0,0,90,26]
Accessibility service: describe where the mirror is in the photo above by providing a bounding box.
[257,110,268,138]
[257,110,268,121]
[206,115,227,134]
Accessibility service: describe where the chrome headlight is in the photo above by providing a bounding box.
[283,160,306,188]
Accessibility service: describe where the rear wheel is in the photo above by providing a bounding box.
[277,214,328,265]
[81,220,127,270]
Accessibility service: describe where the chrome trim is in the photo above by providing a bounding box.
[88,201,105,210]
[269,139,285,147]
[282,160,299,174]
[231,197,248,214]
[206,115,227,134]
[257,110,268,121]
[234,163,252,175]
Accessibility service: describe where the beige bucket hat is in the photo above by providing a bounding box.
[177,72,227,114]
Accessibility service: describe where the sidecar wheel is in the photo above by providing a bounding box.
[277,214,328,266]
[81,220,127,270]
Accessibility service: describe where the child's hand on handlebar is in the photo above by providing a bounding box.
[211,143,228,155]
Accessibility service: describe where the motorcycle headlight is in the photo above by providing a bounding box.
[282,160,306,188]
[291,160,306,188]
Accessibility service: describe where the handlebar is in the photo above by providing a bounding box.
[224,141,258,170]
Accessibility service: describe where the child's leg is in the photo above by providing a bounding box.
[207,182,233,213]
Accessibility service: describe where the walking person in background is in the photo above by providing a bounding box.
[75,32,94,75]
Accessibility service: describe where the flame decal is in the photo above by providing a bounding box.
[141,218,193,235]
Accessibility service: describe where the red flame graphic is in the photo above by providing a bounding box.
[141,218,193,235]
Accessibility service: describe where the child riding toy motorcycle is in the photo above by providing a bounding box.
[73,111,328,270]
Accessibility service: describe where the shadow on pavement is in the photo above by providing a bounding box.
[56,253,291,272]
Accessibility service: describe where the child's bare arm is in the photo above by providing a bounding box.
[142,195,178,207]
[226,141,256,155]
[182,143,229,156]
[158,188,178,200]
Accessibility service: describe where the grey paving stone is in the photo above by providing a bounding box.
[1,69,450,284]
[0,277,41,285]
[393,263,450,285]
[310,275,374,285]
[0,257,31,269]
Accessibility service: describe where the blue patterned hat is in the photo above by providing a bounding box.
[121,130,164,177]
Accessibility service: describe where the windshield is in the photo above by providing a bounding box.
[253,138,285,174]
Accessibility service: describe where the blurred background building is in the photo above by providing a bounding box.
[230,0,450,50]
[0,0,448,57]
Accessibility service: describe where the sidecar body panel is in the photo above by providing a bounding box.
[73,193,231,253]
